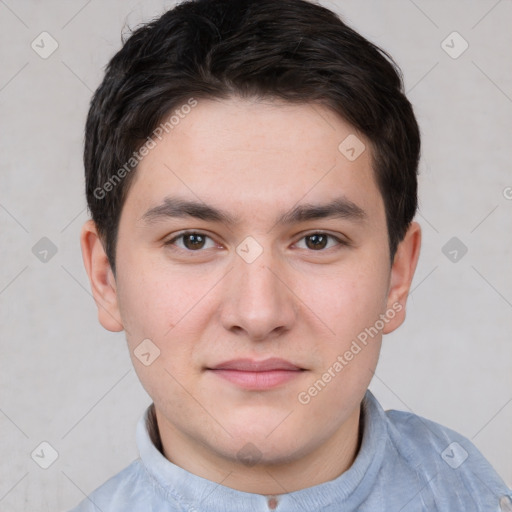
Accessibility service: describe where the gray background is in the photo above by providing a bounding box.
[0,0,511,510]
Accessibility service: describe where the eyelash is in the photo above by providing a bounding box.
[164,231,347,253]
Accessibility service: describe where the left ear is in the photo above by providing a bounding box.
[383,221,421,334]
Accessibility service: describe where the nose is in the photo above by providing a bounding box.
[220,249,297,342]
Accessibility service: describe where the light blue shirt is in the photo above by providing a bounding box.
[69,390,512,511]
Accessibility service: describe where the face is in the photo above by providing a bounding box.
[82,96,420,491]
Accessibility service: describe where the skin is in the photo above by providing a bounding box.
[81,96,421,494]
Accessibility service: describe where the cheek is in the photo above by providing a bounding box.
[116,263,206,398]
[299,265,387,414]
[115,259,180,344]
[114,256,221,384]
[298,261,389,343]
[116,246,195,325]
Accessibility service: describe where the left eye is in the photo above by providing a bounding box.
[167,232,217,251]
[295,233,342,251]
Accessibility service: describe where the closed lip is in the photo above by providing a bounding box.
[207,358,304,372]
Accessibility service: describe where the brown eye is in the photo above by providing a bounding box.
[166,232,216,251]
[295,232,345,251]
[182,233,206,250]
[305,234,328,250]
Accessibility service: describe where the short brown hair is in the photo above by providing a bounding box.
[84,0,420,272]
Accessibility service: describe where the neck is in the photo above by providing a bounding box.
[150,403,363,494]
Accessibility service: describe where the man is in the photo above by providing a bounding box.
[73,0,511,510]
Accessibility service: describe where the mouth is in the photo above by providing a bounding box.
[206,358,306,390]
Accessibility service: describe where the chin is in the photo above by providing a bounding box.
[225,428,308,461]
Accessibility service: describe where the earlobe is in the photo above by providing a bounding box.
[80,220,124,332]
[383,221,421,334]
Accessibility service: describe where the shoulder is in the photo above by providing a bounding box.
[67,459,173,512]
[382,404,512,509]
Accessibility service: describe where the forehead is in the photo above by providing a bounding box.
[125,97,383,223]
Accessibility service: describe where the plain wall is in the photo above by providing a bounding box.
[0,1,511,510]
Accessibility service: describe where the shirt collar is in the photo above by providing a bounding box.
[136,390,387,511]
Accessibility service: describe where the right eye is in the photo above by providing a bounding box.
[164,231,218,251]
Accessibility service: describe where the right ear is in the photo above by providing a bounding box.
[80,220,124,332]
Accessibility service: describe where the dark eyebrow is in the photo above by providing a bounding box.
[277,197,366,224]
[140,196,366,226]
[141,197,239,225]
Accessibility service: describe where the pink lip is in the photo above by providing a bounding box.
[210,358,302,372]
[207,358,305,390]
